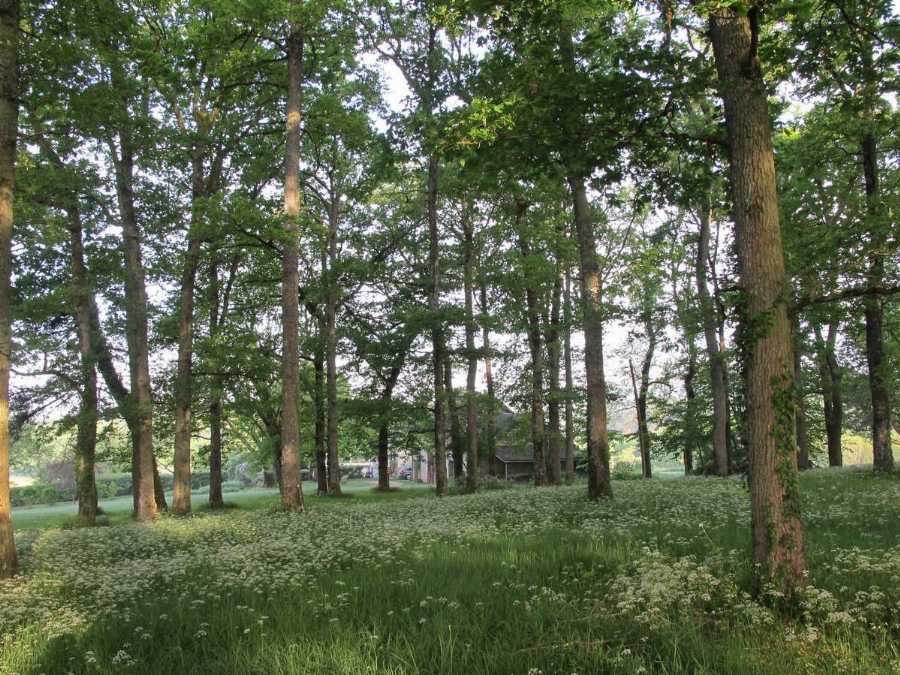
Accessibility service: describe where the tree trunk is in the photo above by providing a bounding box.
[570,178,612,500]
[109,129,156,521]
[563,268,576,482]
[709,4,806,597]
[696,204,729,475]
[279,28,304,512]
[68,208,98,524]
[206,251,238,510]
[793,318,810,470]
[861,132,893,472]
[172,171,204,514]
[479,279,497,477]
[814,321,843,467]
[516,200,547,487]
[462,206,479,490]
[0,0,18,578]
[152,456,167,512]
[683,335,697,474]
[545,266,563,485]
[444,356,465,482]
[427,150,448,495]
[376,365,402,492]
[325,195,342,496]
[313,335,328,496]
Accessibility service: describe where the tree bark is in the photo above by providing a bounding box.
[545,266,563,485]
[861,132,893,472]
[516,200,547,487]
[709,4,806,597]
[683,335,697,475]
[376,364,402,492]
[570,178,612,500]
[444,355,465,482]
[814,321,843,467]
[696,204,729,475]
[0,0,18,577]
[279,28,304,512]
[462,206,479,490]
[563,268,576,482]
[172,152,206,516]
[793,318,810,470]
[325,193,342,496]
[68,208,99,523]
[479,279,497,477]
[427,150,448,495]
[109,126,156,521]
[313,329,328,495]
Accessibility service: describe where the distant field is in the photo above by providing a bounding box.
[10,480,431,531]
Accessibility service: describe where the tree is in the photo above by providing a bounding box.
[0,0,18,579]
[707,3,806,597]
[279,22,305,513]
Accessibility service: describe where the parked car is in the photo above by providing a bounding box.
[398,466,413,480]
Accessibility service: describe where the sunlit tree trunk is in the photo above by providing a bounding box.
[0,0,18,577]
[279,27,304,512]
[709,4,806,597]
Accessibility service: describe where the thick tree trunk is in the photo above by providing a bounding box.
[479,279,497,477]
[325,197,342,496]
[709,5,806,597]
[563,268,576,482]
[0,0,18,577]
[68,208,99,523]
[463,206,479,490]
[279,29,304,512]
[152,457,167,512]
[516,200,547,487]
[545,267,563,485]
[696,205,729,475]
[570,178,612,500]
[861,132,893,472]
[109,130,156,521]
[814,322,843,467]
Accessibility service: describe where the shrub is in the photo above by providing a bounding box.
[611,461,642,481]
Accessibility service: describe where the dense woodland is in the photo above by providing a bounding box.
[0,0,897,613]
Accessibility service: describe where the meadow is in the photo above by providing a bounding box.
[1,469,899,674]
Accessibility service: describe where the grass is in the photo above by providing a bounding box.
[9,480,430,531]
[2,469,900,674]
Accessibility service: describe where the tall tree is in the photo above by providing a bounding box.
[279,24,305,512]
[708,3,806,597]
[0,0,18,578]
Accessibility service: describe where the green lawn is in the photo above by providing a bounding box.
[10,480,431,531]
[2,469,899,674]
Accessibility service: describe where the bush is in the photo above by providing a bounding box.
[221,481,244,493]
[11,484,71,507]
[611,461,642,481]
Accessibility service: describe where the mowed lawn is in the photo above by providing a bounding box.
[2,470,899,674]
